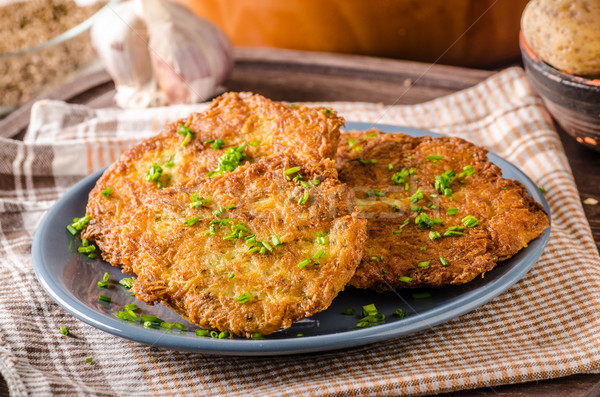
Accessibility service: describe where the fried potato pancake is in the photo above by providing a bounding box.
[82,92,343,268]
[117,152,366,336]
[336,129,550,291]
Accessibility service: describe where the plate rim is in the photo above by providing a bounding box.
[31,122,551,356]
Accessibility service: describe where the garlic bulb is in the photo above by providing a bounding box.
[90,0,233,108]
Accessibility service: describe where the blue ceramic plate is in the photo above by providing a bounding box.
[32,122,551,356]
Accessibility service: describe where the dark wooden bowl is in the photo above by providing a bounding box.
[519,32,600,151]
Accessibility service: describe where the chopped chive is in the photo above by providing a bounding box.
[160,322,174,330]
[358,159,377,165]
[388,163,394,171]
[261,241,273,252]
[234,292,252,303]
[399,276,413,283]
[196,329,209,337]
[427,155,443,161]
[250,140,261,147]
[298,191,310,205]
[313,249,326,260]
[165,155,175,168]
[409,188,424,204]
[419,246,426,251]
[418,261,430,268]
[143,321,152,328]
[85,357,93,364]
[284,166,301,175]
[272,235,282,247]
[393,230,403,235]
[219,331,229,339]
[310,179,320,186]
[99,295,111,303]
[140,315,162,323]
[250,332,264,340]
[462,215,480,228]
[444,230,465,237]
[206,143,247,177]
[446,207,458,215]
[324,108,333,115]
[440,256,449,266]
[97,272,110,288]
[296,332,304,337]
[395,308,408,318]
[210,138,225,150]
[228,273,235,280]
[409,205,422,212]
[145,163,163,182]
[67,214,90,235]
[119,278,133,289]
[539,185,547,194]
[290,104,297,108]
[247,247,260,254]
[173,322,185,331]
[183,217,200,226]
[101,187,113,198]
[391,169,409,185]
[60,326,69,336]
[177,124,193,146]
[298,258,312,268]
[210,331,219,338]
[457,165,475,179]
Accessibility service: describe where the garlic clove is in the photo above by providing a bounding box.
[91,1,153,88]
[142,0,233,104]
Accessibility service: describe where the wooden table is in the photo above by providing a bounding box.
[1,48,599,396]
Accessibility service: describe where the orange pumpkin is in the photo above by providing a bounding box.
[174,0,528,68]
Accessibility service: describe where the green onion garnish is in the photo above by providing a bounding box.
[210,138,224,150]
[165,155,175,168]
[99,295,111,303]
[85,357,93,364]
[228,273,235,280]
[409,188,424,204]
[446,207,458,215]
[398,276,413,283]
[440,256,449,266]
[119,278,133,289]
[427,155,443,162]
[298,191,310,205]
[284,166,301,175]
[219,331,229,339]
[358,159,377,165]
[184,217,200,226]
[391,169,409,185]
[429,231,441,241]
[298,258,312,268]
[314,249,326,259]
[234,292,252,303]
[160,322,174,330]
[101,187,113,198]
[418,261,430,268]
[145,163,163,182]
[60,326,69,336]
[97,272,110,288]
[272,235,281,247]
[196,329,209,337]
[539,185,547,194]
[457,165,475,179]
[177,123,193,146]
[173,322,185,331]
[67,214,90,235]
[207,143,247,177]
[462,215,480,228]
[250,332,264,340]
[250,140,261,147]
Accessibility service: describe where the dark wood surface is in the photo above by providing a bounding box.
[1,48,599,396]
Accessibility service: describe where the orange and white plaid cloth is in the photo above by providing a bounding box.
[1,67,599,396]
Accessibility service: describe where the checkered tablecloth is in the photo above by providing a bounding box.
[1,67,599,396]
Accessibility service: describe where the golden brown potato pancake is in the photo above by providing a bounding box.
[117,152,366,336]
[82,92,343,269]
[336,129,550,291]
